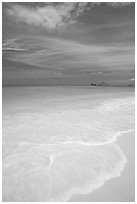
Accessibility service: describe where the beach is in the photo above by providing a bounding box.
[2,86,135,202]
[2,2,135,202]
[70,131,135,202]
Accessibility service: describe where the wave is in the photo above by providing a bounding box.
[2,92,135,201]
[3,141,126,202]
[97,96,134,112]
[2,96,135,146]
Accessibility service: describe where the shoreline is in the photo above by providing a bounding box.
[70,131,135,202]
[2,86,134,202]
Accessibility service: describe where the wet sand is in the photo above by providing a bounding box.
[70,131,135,202]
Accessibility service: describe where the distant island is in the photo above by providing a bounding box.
[90,82,135,87]
[90,82,110,87]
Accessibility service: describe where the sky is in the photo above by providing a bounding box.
[2,2,135,86]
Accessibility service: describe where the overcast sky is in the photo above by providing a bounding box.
[2,2,135,86]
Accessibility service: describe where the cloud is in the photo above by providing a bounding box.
[5,36,134,73]
[2,48,26,51]
[2,38,27,51]
[92,72,102,75]
[5,2,134,31]
[107,2,134,8]
[6,3,88,30]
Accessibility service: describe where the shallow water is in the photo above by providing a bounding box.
[2,86,135,202]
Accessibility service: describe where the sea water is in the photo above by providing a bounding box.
[2,86,135,202]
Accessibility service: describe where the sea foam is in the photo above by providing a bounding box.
[3,142,126,202]
[2,89,135,201]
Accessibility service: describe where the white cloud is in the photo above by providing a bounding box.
[5,2,134,31]
[92,72,102,75]
[6,36,134,72]
[107,2,134,8]
[2,38,27,51]
[6,3,86,30]
[2,48,26,51]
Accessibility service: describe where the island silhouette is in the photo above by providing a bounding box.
[90,82,135,87]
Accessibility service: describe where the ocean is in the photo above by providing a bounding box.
[2,86,135,202]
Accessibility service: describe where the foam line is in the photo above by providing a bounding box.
[3,142,127,202]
